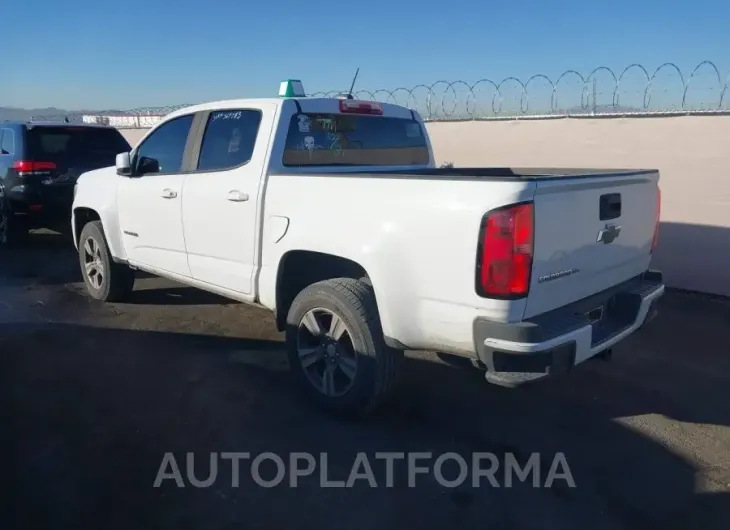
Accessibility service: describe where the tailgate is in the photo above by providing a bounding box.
[524,170,659,319]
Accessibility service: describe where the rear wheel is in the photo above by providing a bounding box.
[78,221,135,302]
[285,278,403,417]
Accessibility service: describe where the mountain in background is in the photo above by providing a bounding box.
[0,106,130,122]
[0,107,72,121]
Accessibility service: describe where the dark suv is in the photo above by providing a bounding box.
[0,121,131,246]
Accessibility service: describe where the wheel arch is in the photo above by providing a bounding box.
[274,250,387,332]
[73,207,101,246]
[72,205,127,261]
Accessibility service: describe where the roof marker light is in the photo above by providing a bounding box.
[279,80,306,98]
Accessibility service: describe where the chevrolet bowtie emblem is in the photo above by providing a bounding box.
[597,224,622,244]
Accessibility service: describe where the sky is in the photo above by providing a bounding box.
[2,0,730,110]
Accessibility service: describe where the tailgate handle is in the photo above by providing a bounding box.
[599,193,621,221]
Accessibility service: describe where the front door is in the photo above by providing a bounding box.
[117,114,195,278]
[182,105,274,295]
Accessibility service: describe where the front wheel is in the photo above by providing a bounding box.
[78,221,135,302]
[285,278,403,417]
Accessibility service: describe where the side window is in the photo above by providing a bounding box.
[134,114,194,175]
[196,110,262,172]
[0,129,14,156]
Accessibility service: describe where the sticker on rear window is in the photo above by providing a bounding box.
[317,118,335,131]
[327,132,342,157]
[304,136,317,151]
[297,115,311,133]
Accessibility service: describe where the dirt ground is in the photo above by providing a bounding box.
[1,232,730,530]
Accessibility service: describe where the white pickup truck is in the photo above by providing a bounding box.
[72,81,664,416]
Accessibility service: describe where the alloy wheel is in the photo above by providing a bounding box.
[83,236,105,290]
[296,308,359,397]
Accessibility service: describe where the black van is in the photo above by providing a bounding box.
[0,121,131,247]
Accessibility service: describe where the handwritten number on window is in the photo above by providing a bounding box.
[212,111,243,121]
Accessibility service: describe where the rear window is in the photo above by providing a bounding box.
[27,126,131,167]
[282,113,430,167]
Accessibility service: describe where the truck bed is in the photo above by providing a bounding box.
[286,164,660,320]
[275,167,658,181]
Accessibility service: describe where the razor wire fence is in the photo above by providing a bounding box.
[24,60,730,125]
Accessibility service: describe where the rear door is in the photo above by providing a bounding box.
[26,126,131,177]
[181,104,276,295]
[524,171,659,318]
[23,125,132,217]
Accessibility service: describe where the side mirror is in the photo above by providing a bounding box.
[138,156,160,175]
[116,152,132,176]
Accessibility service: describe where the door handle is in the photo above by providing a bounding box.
[161,189,178,199]
[227,190,249,202]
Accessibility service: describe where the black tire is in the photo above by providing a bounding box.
[285,277,404,417]
[0,198,29,249]
[78,221,135,302]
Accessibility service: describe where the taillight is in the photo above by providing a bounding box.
[12,160,57,174]
[651,186,661,253]
[476,202,534,298]
[338,99,383,115]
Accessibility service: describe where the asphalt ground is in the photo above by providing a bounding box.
[1,231,729,530]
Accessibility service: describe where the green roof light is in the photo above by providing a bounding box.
[279,79,306,98]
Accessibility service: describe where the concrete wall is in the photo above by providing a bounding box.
[120,128,147,147]
[118,115,730,296]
